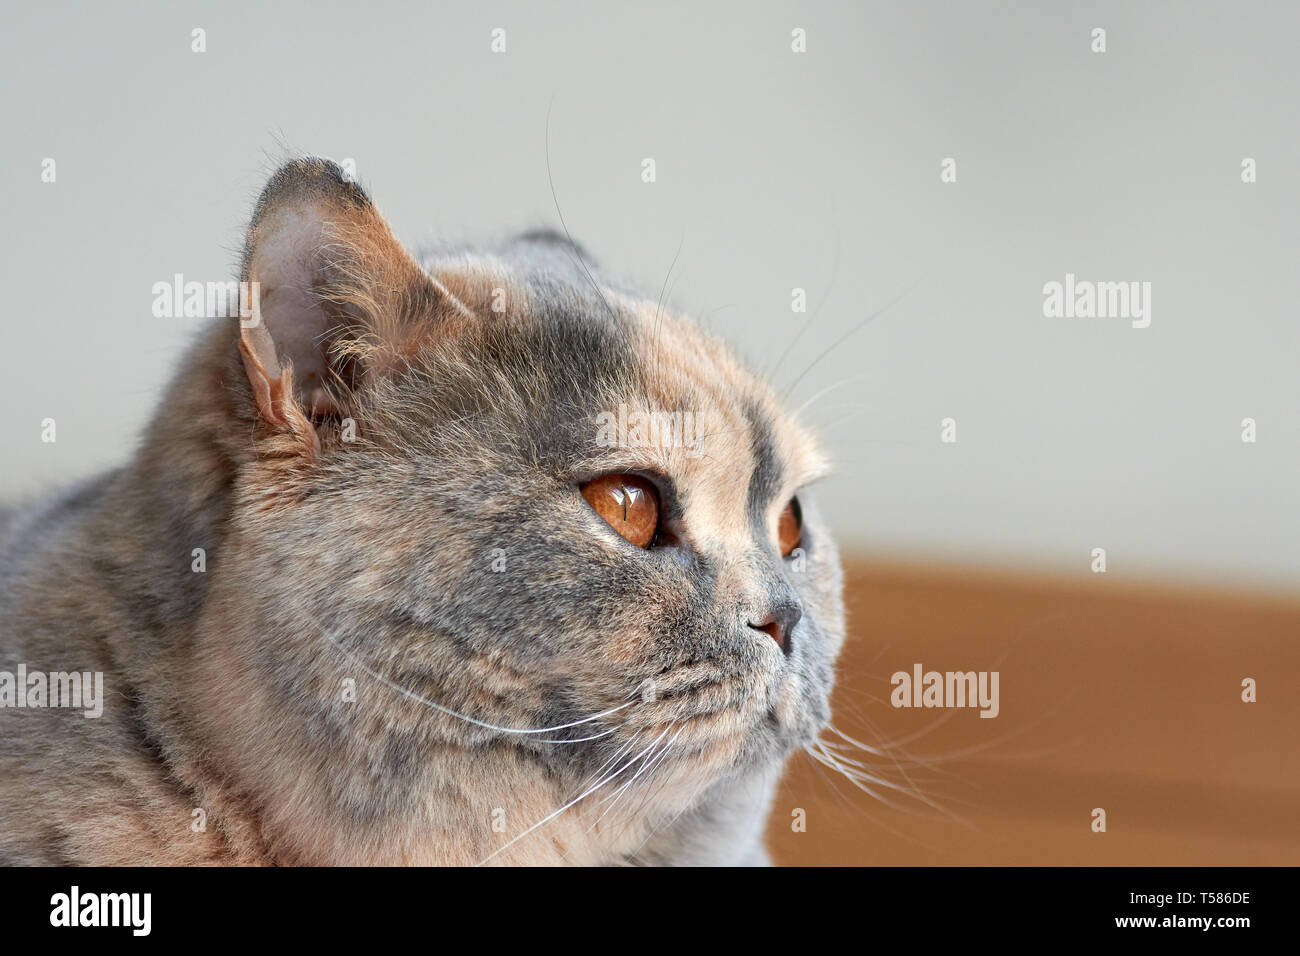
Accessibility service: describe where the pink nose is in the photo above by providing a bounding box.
[751,618,787,653]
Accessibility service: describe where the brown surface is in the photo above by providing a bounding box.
[767,559,1300,865]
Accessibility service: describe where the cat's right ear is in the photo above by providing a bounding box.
[236,157,464,457]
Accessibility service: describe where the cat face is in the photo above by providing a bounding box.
[194,159,845,861]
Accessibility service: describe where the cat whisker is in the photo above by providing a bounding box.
[651,234,686,388]
[816,723,956,806]
[790,375,871,419]
[476,726,672,866]
[823,717,967,787]
[536,724,625,745]
[825,721,890,759]
[587,725,683,834]
[806,739,969,835]
[624,769,713,864]
[816,740,974,834]
[765,212,840,381]
[624,725,699,838]
[693,424,752,444]
[699,301,737,323]
[583,725,695,862]
[594,725,682,813]
[573,733,641,796]
[799,743,948,851]
[781,276,923,402]
[806,739,923,808]
[820,738,948,774]
[545,101,619,322]
[319,623,632,737]
[815,723,980,826]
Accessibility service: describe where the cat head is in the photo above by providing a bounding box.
[190,158,845,862]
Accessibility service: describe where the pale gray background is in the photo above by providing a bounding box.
[2,1,1297,592]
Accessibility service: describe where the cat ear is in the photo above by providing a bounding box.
[237,157,460,450]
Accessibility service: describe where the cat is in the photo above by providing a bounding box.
[0,158,845,865]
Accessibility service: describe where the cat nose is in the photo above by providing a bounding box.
[749,603,801,655]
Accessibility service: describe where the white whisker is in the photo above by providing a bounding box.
[320,623,632,736]
[589,726,684,832]
[476,727,671,866]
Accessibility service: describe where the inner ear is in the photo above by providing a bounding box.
[244,201,346,418]
[238,158,455,432]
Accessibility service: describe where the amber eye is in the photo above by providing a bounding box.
[777,498,802,556]
[581,474,660,548]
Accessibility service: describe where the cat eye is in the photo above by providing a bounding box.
[778,497,802,556]
[581,474,660,548]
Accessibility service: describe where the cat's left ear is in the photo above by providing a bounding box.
[237,157,462,453]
